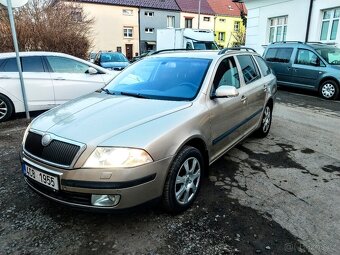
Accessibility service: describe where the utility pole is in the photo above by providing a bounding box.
[198,0,201,29]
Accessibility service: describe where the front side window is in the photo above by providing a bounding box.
[185,18,193,28]
[105,57,211,101]
[268,16,288,43]
[46,56,89,73]
[123,27,133,38]
[213,57,240,91]
[237,55,260,84]
[265,48,293,63]
[295,49,322,66]
[254,56,271,76]
[167,16,175,28]
[316,47,340,65]
[22,56,44,72]
[320,8,339,41]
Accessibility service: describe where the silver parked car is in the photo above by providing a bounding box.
[21,48,277,213]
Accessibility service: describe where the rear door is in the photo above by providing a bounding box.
[291,48,324,89]
[0,57,54,111]
[45,56,106,105]
[235,54,267,135]
[264,47,293,84]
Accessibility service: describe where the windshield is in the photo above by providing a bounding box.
[316,47,340,65]
[100,53,128,63]
[105,57,211,101]
[193,42,218,50]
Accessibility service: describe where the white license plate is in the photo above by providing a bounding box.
[25,165,59,190]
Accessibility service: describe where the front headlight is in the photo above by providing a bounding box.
[83,147,153,168]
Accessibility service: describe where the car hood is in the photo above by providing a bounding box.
[31,93,192,145]
[100,62,129,68]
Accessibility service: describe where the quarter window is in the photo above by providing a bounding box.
[320,8,339,41]
[268,16,288,43]
[46,57,89,73]
[123,27,133,38]
[254,56,271,76]
[213,57,240,91]
[22,56,44,72]
[167,16,175,28]
[265,48,293,63]
[237,55,260,84]
[295,49,322,66]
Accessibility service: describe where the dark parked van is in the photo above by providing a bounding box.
[263,42,340,100]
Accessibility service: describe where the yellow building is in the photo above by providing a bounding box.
[214,16,245,48]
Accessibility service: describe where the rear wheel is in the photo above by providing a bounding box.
[319,80,339,100]
[162,146,203,214]
[0,94,13,122]
[254,104,272,138]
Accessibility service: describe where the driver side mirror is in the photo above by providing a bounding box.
[213,86,239,98]
[88,67,98,75]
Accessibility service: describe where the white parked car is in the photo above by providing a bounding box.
[0,52,119,122]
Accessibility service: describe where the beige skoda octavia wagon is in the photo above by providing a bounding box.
[21,49,277,213]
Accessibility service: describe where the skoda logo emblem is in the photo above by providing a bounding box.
[41,134,52,147]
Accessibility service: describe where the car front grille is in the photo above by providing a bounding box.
[24,131,81,167]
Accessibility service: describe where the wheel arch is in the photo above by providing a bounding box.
[319,76,339,89]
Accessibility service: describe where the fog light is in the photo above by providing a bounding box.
[91,194,121,207]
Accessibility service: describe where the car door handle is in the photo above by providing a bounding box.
[264,84,268,92]
[54,77,66,80]
[240,95,247,104]
[287,67,291,71]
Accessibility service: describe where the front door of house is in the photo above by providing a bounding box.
[125,44,133,60]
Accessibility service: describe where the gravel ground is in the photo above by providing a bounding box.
[0,114,310,254]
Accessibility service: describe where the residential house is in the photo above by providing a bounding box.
[139,1,180,53]
[176,0,215,30]
[243,0,340,54]
[72,0,139,59]
[207,0,247,48]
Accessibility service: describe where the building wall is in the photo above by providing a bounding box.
[179,12,215,30]
[140,8,180,53]
[244,0,340,54]
[214,16,245,48]
[79,2,140,57]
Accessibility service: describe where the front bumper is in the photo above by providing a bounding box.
[21,153,173,210]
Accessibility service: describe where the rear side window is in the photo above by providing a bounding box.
[2,58,19,72]
[254,56,271,76]
[265,48,293,63]
[236,55,261,84]
[22,56,45,72]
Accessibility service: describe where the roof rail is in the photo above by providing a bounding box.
[218,47,257,55]
[150,48,199,55]
[272,41,303,44]
[306,41,326,45]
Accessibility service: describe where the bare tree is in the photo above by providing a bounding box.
[0,0,93,59]
[232,30,246,47]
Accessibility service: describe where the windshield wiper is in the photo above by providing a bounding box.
[120,92,149,99]
[101,88,115,95]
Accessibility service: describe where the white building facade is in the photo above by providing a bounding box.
[244,0,340,54]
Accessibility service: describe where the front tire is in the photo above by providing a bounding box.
[319,80,339,100]
[0,94,13,122]
[162,146,203,214]
[254,104,272,138]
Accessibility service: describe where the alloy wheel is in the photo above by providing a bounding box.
[175,157,201,205]
[262,106,271,133]
[0,99,8,120]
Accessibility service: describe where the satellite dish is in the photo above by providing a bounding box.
[0,0,28,8]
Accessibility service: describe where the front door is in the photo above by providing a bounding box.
[125,44,133,60]
[291,48,324,89]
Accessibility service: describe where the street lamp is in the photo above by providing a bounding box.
[198,0,201,29]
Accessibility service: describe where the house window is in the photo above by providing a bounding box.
[220,18,226,23]
[145,28,154,33]
[167,16,175,28]
[145,11,154,17]
[218,32,225,41]
[123,27,133,38]
[185,18,193,28]
[234,21,240,32]
[320,8,340,41]
[203,17,210,22]
[122,9,133,16]
[268,16,288,43]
